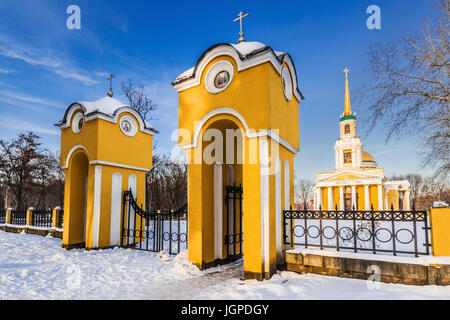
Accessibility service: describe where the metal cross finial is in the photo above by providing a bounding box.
[233,11,249,43]
[343,68,350,77]
[107,73,116,97]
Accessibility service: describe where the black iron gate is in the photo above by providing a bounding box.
[121,190,188,255]
[224,184,243,260]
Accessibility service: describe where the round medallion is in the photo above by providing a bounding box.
[71,112,85,134]
[205,60,234,94]
[281,67,293,101]
[214,71,230,89]
[119,115,138,137]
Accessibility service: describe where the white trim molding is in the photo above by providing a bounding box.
[62,145,88,169]
[180,107,299,154]
[89,160,151,172]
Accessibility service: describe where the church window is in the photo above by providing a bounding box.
[345,124,350,134]
[344,151,352,164]
[214,71,230,89]
[71,111,84,134]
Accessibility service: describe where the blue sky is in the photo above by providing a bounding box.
[0,0,438,179]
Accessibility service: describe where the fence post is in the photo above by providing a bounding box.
[429,206,450,256]
[52,206,61,228]
[26,207,34,226]
[6,208,12,224]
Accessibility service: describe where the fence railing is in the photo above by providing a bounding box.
[32,210,53,228]
[0,210,5,224]
[1,208,63,229]
[11,210,27,226]
[283,205,431,257]
[122,190,188,255]
[57,210,64,229]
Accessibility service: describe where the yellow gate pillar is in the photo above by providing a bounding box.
[172,40,303,280]
[56,95,155,249]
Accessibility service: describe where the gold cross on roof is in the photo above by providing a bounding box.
[343,68,350,76]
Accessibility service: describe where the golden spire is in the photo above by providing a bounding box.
[343,68,351,116]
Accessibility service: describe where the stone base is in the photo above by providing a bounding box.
[0,225,63,239]
[285,251,450,286]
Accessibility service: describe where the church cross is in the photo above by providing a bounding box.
[107,73,116,97]
[233,11,249,43]
[343,68,350,77]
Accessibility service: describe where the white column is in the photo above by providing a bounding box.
[356,148,361,167]
[351,150,356,167]
[317,187,322,210]
[260,140,270,275]
[335,149,339,169]
[110,172,122,246]
[339,187,344,210]
[328,187,333,211]
[364,185,370,210]
[405,191,411,210]
[384,194,388,210]
[214,163,223,259]
[92,165,102,248]
[275,157,282,264]
[339,150,344,169]
[377,185,383,211]
[351,186,356,210]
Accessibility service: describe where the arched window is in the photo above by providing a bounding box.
[345,124,350,134]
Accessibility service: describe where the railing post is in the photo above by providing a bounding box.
[6,208,12,224]
[26,207,34,226]
[289,205,294,250]
[52,206,61,228]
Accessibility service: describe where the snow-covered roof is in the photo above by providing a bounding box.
[55,95,157,134]
[172,41,303,100]
[78,96,126,117]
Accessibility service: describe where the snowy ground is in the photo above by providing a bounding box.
[1,230,449,300]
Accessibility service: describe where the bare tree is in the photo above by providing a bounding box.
[0,132,44,210]
[360,0,449,179]
[294,178,314,209]
[121,80,158,121]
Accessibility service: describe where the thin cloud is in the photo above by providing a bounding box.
[0,90,63,109]
[0,117,59,136]
[0,68,14,74]
[0,39,99,85]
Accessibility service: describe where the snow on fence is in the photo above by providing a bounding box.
[283,207,431,257]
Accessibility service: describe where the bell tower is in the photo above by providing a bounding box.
[334,69,362,170]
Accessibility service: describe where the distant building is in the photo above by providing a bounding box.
[313,69,410,211]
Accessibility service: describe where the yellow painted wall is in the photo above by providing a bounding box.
[369,185,378,210]
[387,190,400,210]
[60,106,153,249]
[430,208,450,256]
[178,56,300,152]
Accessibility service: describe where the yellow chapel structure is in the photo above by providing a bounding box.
[313,69,411,212]
[56,89,154,250]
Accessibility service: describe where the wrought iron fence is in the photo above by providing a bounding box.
[57,210,64,229]
[122,190,188,255]
[11,210,27,226]
[32,210,53,228]
[0,210,5,224]
[283,205,431,257]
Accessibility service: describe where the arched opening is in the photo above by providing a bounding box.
[201,118,244,265]
[345,124,350,134]
[64,150,89,248]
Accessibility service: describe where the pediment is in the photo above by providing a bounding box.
[317,169,383,182]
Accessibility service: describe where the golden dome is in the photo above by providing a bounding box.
[362,151,375,162]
